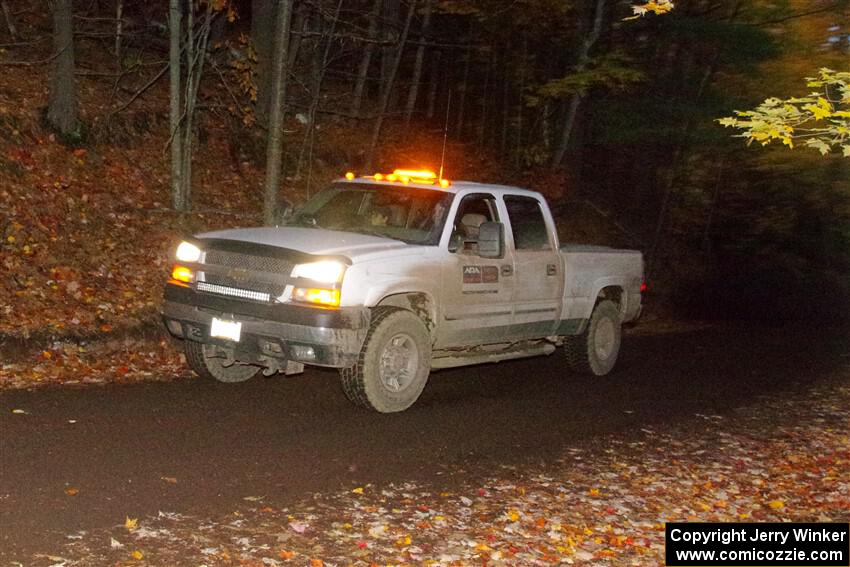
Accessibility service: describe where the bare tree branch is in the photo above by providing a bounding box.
[109,62,169,114]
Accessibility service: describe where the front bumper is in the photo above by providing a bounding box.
[162,284,369,368]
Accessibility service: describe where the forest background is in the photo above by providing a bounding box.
[1,0,849,354]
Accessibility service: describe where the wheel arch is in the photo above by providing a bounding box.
[374,291,437,337]
[590,280,629,320]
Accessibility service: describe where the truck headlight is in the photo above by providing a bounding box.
[291,260,345,284]
[175,241,202,263]
[290,260,346,307]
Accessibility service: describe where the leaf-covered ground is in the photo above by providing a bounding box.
[22,372,849,566]
[0,332,188,390]
[0,84,261,341]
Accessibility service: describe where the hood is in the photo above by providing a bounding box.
[198,226,407,260]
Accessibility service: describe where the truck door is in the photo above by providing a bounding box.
[503,195,562,339]
[439,193,515,347]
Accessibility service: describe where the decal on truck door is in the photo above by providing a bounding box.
[463,265,499,284]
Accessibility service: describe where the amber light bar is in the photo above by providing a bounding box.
[344,169,451,188]
[393,169,436,179]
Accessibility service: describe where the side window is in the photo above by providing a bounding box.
[504,196,551,251]
[449,194,499,253]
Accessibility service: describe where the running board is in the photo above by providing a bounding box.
[431,343,556,370]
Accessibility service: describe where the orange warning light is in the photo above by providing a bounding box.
[392,169,437,180]
[360,168,451,188]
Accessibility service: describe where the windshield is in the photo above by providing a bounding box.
[288,183,452,245]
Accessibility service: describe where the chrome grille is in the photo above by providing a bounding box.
[204,249,294,274]
[196,282,271,302]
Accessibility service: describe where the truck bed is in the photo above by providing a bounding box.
[559,245,643,323]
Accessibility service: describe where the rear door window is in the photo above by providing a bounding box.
[504,196,551,250]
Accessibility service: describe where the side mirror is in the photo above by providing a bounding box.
[477,221,504,259]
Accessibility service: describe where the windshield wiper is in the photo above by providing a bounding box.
[288,214,322,228]
[350,227,392,239]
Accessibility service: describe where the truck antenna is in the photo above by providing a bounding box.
[438,90,451,182]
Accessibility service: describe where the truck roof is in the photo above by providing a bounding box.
[338,177,543,199]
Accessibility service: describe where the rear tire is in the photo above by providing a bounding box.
[340,307,432,413]
[185,341,263,383]
[564,300,622,376]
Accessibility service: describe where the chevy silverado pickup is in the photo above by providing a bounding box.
[163,169,643,412]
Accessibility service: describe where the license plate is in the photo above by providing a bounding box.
[210,317,242,342]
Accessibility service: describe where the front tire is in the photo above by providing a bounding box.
[564,300,622,376]
[340,307,432,413]
[185,341,263,383]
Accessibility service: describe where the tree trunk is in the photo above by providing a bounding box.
[168,0,185,210]
[252,0,277,127]
[286,3,305,73]
[180,1,214,211]
[499,46,509,155]
[425,49,440,120]
[364,0,416,171]
[477,46,492,150]
[551,0,606,167]
[115,0,123,69]
[263,0,293,225]
[309,1,325,105]
[47,0,78,137]
[403,0,433,129]
[351,0,382,116]
[515,35,529,166]
[181,0,196,209]
[296,0,344,181]
[455,43,471,139]
[2,0,18,39]
[380,0,401,114]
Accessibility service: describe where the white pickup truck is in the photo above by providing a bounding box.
[163,170,643,412]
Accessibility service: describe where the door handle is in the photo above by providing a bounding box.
[546,264,557,276]
[501,265,513,276]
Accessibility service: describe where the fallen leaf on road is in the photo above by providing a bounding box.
[131,549,143,560]
[289,521,308,533]
[12,409,28,415]
[64,487,79,496]
[160,476,178,484]
[125,517,138,532]
[368,524,387,538]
